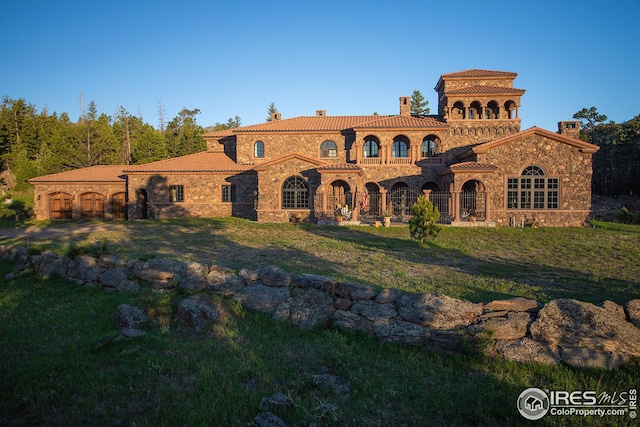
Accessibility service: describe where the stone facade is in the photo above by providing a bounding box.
[29,69,599,227]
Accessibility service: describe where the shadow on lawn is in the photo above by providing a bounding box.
[300,225,640,305]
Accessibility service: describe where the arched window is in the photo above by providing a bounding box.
[421,136,438,157]
[507,166,559,209]
[282,176,309,209]
[363,137,380,158]
[392,137,408,158]
[254,141,265,158]
[320,140,337,157]
[485,101,499,119]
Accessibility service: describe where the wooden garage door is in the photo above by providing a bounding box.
[80,192,104,219]
[111,192,126,219]
[49,192,73,219]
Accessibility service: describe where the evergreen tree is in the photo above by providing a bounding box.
[164,108,206,157]
[265,102,279,121]
[409,196,440,244]
[410,90,430,115]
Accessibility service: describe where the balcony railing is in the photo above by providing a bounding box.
[416,157,443,166]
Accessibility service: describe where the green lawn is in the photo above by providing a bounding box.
[1,219,639,426]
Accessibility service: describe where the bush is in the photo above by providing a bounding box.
[409,196,441,244]
[617,207,640,224]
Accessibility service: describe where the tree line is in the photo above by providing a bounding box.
[573,107,640,197]
[0,96,247,188]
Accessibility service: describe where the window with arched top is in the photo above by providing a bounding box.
[254,141,265,158]
[421,136,438,157]
[282,176,309,209]
[507,166,559,209]
[392,137,408,158]
[320,140,337,157]
[363,137,380,158]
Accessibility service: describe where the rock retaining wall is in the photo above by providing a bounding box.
[2,245,639,369]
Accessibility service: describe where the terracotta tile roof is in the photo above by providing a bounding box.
[315,163,363,171]
[441,69,518,78]
[203,129,235,138]
[444,85,525,95]
[234,116,383,132]
[448,161,498,171]
[351,115,448,129]
[29,165,126,183]
[124,152,250,173]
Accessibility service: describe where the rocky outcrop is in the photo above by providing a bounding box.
[529,298,640,368]
[2,244,639,369]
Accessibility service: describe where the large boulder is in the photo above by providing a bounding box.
[372,318,432,345]
[530,299,640,368]
[350,300,398,322]
[469,312,532,340]
[176,296,219,331]
[115,304,149,330]
[397,293,483,330]
[495,338,560,365]
[232,284,291,315]
[274,288,334,330]
[207,266,245,294]
[482,297,541,313]
[177,261,208,293]
[257,265,291,287]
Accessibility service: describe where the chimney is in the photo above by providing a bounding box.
[316,110,326,117]
[400,96,410,116]
[557,120,580,138]
[271,112,281,121]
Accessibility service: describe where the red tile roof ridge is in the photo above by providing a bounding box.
[441,69,518,78]
[445,85,526,95]
[28,165,126,182]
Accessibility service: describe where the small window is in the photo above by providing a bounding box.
[320,140,337,157]
[222,185,236,203]
[254,141,265,158]
[169,185,184,203]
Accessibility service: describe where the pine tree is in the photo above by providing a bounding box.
[265,102,278,122]
[410,90,430,115]
[409,195,440,244]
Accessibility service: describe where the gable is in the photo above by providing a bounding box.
[469,127,599,156]
[252,152,327,171]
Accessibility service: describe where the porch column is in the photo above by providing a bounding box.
[380,189,388,215]
[453,191,461,222]
[484,191,491,222]
[351,191,359,221]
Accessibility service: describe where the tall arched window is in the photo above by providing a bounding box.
[254,141,265,158]
[421,136,438,157]
[282,176,309,209]
[392,137,409,158]
[320,140,337,157]
[507,166,559,209]
[363,137,380,158]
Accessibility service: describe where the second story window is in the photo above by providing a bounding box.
[392,138,408,158]
[421,137,438,157]
[363,137,380,158]
[169,185,184,203]
[320,140,337,157]
[254,141,265,158]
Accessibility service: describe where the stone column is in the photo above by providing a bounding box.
[380,189,388,215]
[485,191,491,222]
[453,191,460,222]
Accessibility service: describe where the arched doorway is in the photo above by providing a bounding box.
[327,180,351,217]
[460,180,486,220]
[389,183,420,219]
[48,192,73,219]
[360,182,381,221]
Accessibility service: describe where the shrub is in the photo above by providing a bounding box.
[409,196,441,244]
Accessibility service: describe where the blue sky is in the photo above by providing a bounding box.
[1,0,639,131]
